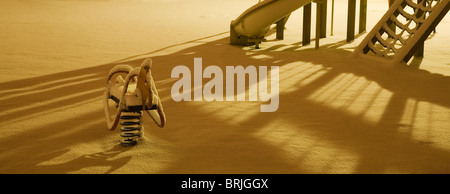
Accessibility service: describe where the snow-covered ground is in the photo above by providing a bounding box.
[0,0,449,173]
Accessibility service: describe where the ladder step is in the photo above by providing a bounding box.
[367,41,382,56]
[405,0,433,13]
[397,6,415,21]
[381,23,407,45]
[375,33,393,50]
[382,23,399,38]
[389,15,414,34]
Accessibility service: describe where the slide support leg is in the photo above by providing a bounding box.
[303,3,312,46]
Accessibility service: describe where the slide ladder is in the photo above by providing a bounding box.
[354,0,449,65]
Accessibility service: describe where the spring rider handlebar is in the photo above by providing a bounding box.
[103,58,166,147]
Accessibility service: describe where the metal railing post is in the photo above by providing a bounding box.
[303,3,312,46]
[347,0,356,42]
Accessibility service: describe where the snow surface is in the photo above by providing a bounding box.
[0,0,449,173]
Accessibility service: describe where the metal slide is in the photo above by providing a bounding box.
[230,0,314,47]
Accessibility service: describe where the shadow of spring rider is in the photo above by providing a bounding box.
[103,58,166,147]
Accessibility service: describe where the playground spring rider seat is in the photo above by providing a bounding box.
[103,58,166,147]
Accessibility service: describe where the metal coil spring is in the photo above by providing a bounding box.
[120,110,143,147]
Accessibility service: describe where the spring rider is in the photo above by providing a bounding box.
[103,58,166,147]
